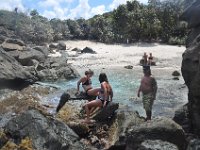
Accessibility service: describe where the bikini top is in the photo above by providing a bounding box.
[82,78,92,86]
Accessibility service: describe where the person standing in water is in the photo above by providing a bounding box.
[137,66,157,121]
[77,69,100,99]
[83,73,113,123]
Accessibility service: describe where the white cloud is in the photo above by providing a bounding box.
[68,0,91,19]
[43,10,56,19]
[38,0,74,8]
[109,0,129,10]
[91,5,106,16]
[0,0,25,12]
[109,0,148,10]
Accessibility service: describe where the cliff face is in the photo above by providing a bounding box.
[181,0,200,136]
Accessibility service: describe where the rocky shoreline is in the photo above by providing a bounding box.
[0,1,200,149]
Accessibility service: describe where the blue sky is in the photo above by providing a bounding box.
[0,0,148,19]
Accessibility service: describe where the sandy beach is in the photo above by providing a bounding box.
[62,40,185,70]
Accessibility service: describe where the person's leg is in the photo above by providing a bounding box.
[84,100,102,123]
[87,88,101,96]
[146,110,152,120]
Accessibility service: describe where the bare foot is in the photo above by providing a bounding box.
[81,119,96,124]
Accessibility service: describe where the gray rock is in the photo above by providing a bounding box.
[187,139,200,150]
[49,43,57,49]
[57,41,66,50]
[4,109,86,150]
[0,47,36,89]
[140,140,178,150]
[5,38,25,46]
[0,35,6,44]
[92,102,119,122]
[181,0,200,28]
[181,0,200,136]
[110,117,186,150]
[124,65,133,69]
[81,47,96,54]
[172,70,181,76]
[71,48,82,52]
[1,38,24,51]
[18,47,46,66]
[33,46,49,56]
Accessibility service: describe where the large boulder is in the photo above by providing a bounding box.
[109,117,186,150]
[0,47,36,89]
[3,109,86,150]
[57,41,66,50]
[81,47,96,54]
[18,47,46,66]
[92,102,119,122]
[1,38,25,51]
[181,0,200,136]
[36,57,79,81]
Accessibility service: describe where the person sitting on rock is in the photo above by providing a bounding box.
[77,69,100,100]
[137,66,157,121]
[148,53,154,66]
[83,73,113,124]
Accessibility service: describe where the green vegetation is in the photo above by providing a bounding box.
[0,0,187,45]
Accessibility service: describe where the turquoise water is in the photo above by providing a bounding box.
[42,67,188,118]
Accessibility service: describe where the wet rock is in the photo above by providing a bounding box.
[0,131,8,149]
[181,0,200,136]
[110,117,186,150]
[124,65,133,69]
[3,109,86,150]
[93,102,119,122]
[173,77,179,80]
[139,140,178,150]
[0,47,36,89]
[172,70,181,76]
[57,41,66,50]
[187,139,200,150]
[81,47,96,54]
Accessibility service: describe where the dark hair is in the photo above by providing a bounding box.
[99,73,108,83]
[85,69,94,75]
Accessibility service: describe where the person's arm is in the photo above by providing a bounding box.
[77,77,84,92]
[151,77,157,100]
[102,83,108,107]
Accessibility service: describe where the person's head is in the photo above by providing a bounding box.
[85,69,94,78]
[143,66,151,76]
[99,73,108,83]
[144,52,147,56]
[150,53,152,56]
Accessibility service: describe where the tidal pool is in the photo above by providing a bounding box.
[42,66,188,118]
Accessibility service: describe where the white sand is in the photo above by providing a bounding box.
[63,40,185,70]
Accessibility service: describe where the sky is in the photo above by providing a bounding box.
[0,0,148,20]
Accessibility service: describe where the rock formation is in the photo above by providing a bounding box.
[3,109,86,150]
[181,0,200,136]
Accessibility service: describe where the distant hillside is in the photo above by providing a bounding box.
[0,0,187,45]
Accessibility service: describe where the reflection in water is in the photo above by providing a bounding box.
[42,67,188,118]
